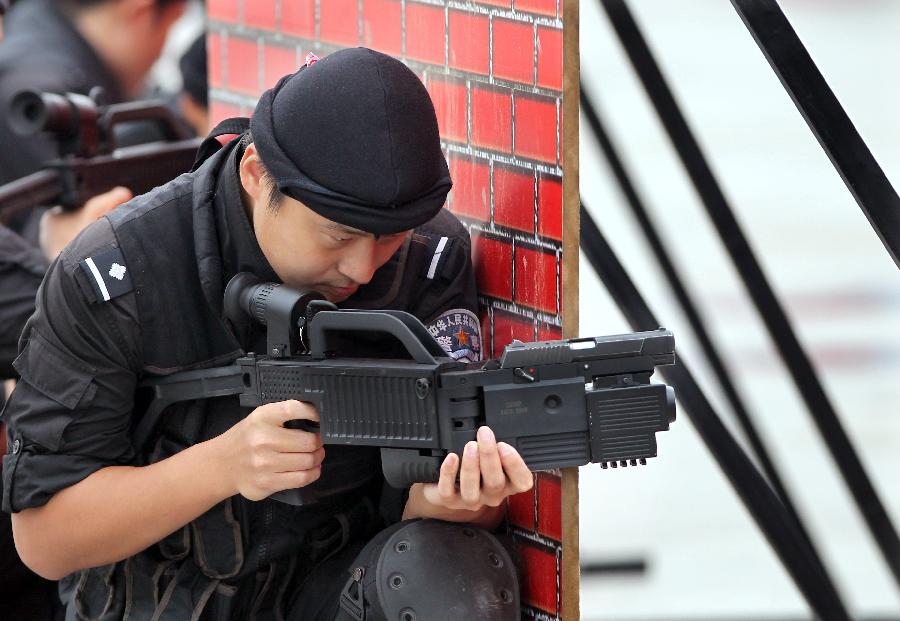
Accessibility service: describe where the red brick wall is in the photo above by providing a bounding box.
[208,2,568,618]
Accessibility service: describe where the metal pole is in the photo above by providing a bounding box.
[729,0,900,269]
[579,203,849,619]
[580,88,835,596]
[599,0,900,586]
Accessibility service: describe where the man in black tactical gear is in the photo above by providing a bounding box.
[3,48,531,620]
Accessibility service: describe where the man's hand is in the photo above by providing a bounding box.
[217,400,325,501]
[39,186,132,260]
[403,426,534,528]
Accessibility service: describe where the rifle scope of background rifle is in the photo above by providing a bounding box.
[0,89,202,225]
[137,273,678,505]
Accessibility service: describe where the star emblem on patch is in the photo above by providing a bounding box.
[427,308,482,362]
[109,263,127,280]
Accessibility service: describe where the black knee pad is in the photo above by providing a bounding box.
[337,519,519,621]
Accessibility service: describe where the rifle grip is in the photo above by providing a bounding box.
[381,448,442,488]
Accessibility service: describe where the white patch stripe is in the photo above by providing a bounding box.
[85,257,111,302]
[426,236,449,280]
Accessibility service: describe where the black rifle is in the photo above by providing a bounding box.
[137,273,677,505]
[0,90,202,225]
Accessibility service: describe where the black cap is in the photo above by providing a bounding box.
[250,47,451,235]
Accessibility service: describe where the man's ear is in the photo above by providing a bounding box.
[238,143,268,203]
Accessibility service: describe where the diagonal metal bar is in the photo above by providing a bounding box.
[729,0,900,269]
[579,203,849,619]
[599,0,900,586]
[580,87,835,596]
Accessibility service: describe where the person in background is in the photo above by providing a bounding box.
[0,0,186,242]
[177,32,209,136]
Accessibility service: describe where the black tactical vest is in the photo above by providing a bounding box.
[68,140,383,621]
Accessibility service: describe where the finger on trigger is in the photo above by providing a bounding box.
[437,453,459,500]
[458,441,481,504]
[498,442,534,491]
[477,427,504,487]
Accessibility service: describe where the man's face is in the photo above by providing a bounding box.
[239,144,409,303]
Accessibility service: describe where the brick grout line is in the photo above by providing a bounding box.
[314,0,320,42]
[533,166,539,240]
[556,247,561,315]
[488,13,494,83]
[479,298,561,327]
[443,4,450,68]
[401,0,407,58]
[511,528,561,553]
[256,34,264,94]
[488,158,495,227]
[555,544,562,617]
[444,142,563,176]
[221,30,230,91]
[357,0,364,46]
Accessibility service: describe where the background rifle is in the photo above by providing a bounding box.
[0,89,201,225]
[137,273,677,505]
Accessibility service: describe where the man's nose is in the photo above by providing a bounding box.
[339,239,378,285]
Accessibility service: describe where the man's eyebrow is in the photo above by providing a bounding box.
[323,222,367,236]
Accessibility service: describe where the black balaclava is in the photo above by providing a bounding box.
[250,47,452,235]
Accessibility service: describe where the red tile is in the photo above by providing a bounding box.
[471,86,512,153]
[493,166,534,234]
[537,26,563,91]
[362,0,402,56]
[537,324,562,341]
[507,484,536,531]
[515,0,557,17]
[245,0,276,30]
[492,18,534,84]
[536,473,562,541]
[537,175,563,240]
[515,246,557,313]
[478,0,511,7]
[472,235,513,302]
[208,33,223,89]
[515,94,557,163]
[281,0,315,38]
[449,156,490,223]
[492,312,534,357]
[226,37,259,95]
[427,77,467,144]
[209,100,243,127]
[519,544,558,614]
[448,11,489,75]
[208,0,238,23]
[320,0,359,46]
[481,311,493,357]
[263,45,298,89]
[406,3,445,65]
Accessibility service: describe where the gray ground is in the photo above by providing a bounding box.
[578,1,899,618]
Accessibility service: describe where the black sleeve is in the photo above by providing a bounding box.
[2,222,142,513]
[0,227,47,379]
[409,212,483,362]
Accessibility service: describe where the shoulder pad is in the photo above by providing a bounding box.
[78,246,133,303]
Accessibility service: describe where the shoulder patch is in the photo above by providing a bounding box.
[78,247,133,303]
[421,235,453,280]
[426,308,482,362]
